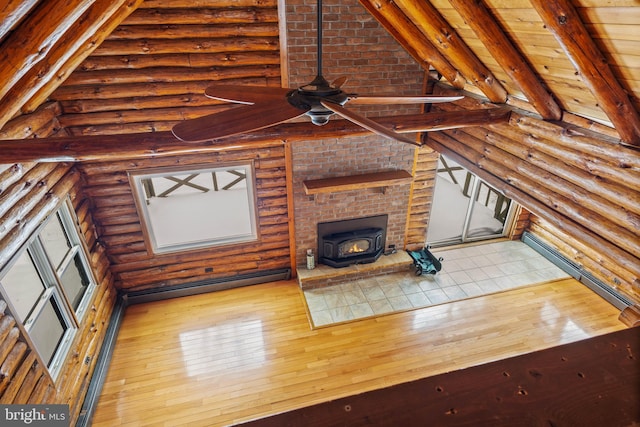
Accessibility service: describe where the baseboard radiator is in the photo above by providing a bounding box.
[76,298,126,427]
[124,268,291,305]
[522,232,633,310]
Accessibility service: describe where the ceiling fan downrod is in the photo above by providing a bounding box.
[287,0,348,125]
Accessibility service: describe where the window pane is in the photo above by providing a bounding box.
[40,214,71,269]
[466,183,513,239]
[29,296,66,365]
[1,251,46,322]
[60,254,90,310]
[132,164,259,254]
[427,155,514,246]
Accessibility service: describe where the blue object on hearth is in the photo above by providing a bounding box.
[407,246,443,276]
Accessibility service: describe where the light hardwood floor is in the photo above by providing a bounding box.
[92,278,627,426]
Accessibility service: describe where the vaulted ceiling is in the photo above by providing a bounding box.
[0,0,638,147]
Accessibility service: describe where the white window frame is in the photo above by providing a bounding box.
[129,162,259,254]
[0,198,97,381]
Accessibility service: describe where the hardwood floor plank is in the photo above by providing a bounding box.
[92,278,627,426]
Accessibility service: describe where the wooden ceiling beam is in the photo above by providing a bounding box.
[0,0,95,103]
[0,0,39,41]
[447,0,562,121]
[357,0,465,89]
[0,0,144,130]
[136,0,279,7]
[0,108,510,163]
[392,0,507,104]
[530,0,640,146]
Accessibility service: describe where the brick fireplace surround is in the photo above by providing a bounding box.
[292,134,417,281]
[285,0,427,284]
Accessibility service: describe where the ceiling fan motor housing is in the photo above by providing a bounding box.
[287,75,349,125]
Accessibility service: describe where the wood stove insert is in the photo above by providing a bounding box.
[317,215,387,268]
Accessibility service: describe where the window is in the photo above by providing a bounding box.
[129,163,259,254]
[40,211,92,311]
[0,199,96,379]
[426,155,517,246]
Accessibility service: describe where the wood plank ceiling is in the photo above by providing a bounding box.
[0,0,638,145]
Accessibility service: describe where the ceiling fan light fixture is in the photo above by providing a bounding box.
[307,111,333,126]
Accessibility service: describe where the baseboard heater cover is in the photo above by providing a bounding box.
[522,232,633,310]
[76,297,126,427]
[125,268,291,305]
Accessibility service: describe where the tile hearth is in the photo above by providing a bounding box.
[300,240,570,328]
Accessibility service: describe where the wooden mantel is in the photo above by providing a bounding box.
[303,170,413,195]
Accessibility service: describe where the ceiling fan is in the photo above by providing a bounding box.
[171,0,463,145]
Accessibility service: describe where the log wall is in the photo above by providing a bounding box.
[0,103,116,425]
[404,146,438,250]
[0,165,116,425]
[50,0,282,137]
[0,106,117,425]
[78,142,292,292]
[428,87,640,306]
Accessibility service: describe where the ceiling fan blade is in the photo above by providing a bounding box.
[331,76,348,88]
[204,85,293,105]
[347,95,464,105]
[320,100,420,146]
[173,100,308,142]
